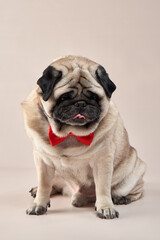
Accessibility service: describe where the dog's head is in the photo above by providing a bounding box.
[37,56,116,136]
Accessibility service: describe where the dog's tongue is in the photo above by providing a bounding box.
[72,114,86,119]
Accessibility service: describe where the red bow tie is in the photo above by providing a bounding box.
[49,125,94,146]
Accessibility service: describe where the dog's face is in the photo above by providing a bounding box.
[37,56,116,136]
[52,88,101,127]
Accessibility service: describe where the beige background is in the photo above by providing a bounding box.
[0,0,160,240]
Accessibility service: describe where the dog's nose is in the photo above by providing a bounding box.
[74,101,87,108]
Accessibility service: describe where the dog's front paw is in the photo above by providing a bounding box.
[26,202,50,215]
[96,205,119,219]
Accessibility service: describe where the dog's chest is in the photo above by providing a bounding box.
[54,155,93,186]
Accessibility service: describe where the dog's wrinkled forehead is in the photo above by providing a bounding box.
[52,59,102,99]
[37,55,116,101]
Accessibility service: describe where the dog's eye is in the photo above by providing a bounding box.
[59,91,74,102]
[60,95,67,101]
[87,91,100,101]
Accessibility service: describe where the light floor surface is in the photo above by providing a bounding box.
[0,169,160,240]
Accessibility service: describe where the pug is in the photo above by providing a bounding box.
[22,55,146,219]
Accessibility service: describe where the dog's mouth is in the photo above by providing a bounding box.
[53,105,101,126]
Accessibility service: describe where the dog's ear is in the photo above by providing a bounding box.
[37,66,62,101]
[95,65,116,98]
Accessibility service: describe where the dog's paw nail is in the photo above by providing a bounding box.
[26,203,49,215]
[26,205,36,215]
[29,188,33,193]
[112,196,132,205]
[35,206,47,215]
[29,187,37,198]
[96,207,119,219]
[116,211,119,218]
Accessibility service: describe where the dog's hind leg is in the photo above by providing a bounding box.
[112,173,145,205]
